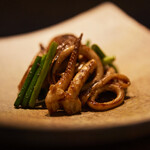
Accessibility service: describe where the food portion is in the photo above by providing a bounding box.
[14,33,131,115]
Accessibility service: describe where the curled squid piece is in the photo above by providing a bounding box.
[80,71,130,105]
[87,84,125,111]
[79,45,104,91]
[50,44,104,89]
[86,72,130,111]
[45,34,82,115]
[92,73,131,90]
[62,59,97,115]
[48,34,78,84]
[51,45,75,83]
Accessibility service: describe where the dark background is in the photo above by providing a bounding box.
[0,0,150,149]
[0,0,149,37]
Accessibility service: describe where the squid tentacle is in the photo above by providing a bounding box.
[50,44,104,90]
[79,45,104,91]
[62,59,97,115]
[45,34,82,115]
[51,45,75,83]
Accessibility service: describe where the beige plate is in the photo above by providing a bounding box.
[0,2,150,146]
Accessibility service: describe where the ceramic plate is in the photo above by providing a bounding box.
[0,2,150,147]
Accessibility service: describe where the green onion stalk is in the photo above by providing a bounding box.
[29,42,58,108]
[21,55,46,108]
[14,56,41,108]
[91,44,118,72]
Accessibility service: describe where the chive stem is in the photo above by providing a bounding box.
[21,55,46,108]
[103,56,115,65]
[91,44,118,72]
[91,44,106,59]
[85,40,91,47]
[29,42,58,108]
[14,56,41,108]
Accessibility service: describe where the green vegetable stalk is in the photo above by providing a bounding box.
[21,55,46,108]
[91,44,118,72]
[29,42,58,108]
[85,40,91,47]
[103,56,115,65]
[14,56,41,108]
[91,44,105,59]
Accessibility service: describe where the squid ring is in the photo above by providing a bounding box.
[87,84,125,111]
[92,73,131,90]
[80,73,130,105]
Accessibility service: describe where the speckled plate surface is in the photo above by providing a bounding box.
[0,2,150,146]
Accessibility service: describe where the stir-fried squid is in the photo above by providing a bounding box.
[15,33,131,116]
